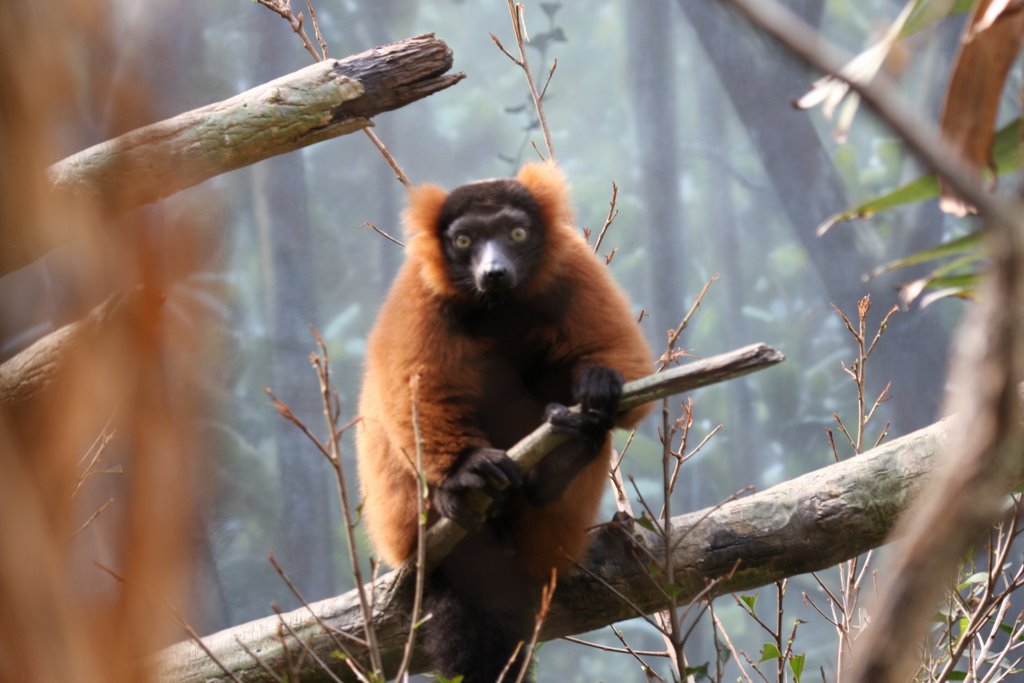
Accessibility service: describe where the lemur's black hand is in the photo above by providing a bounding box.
[433,447,521,529]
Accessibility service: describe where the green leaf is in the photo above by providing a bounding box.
[923,274,979,291]
[789,653,806,682]
[817,174,938,235]
[635,515,657,532]
[740,594,758,613]
[956,571,989,591]
[868,231,982,278]
[904,0,975,36]
[759,643,782,662]
[820,119,1022,233]
[684,663,709,679]
[946,672,968,681]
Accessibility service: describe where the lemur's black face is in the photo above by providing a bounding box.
[438,180,546,297]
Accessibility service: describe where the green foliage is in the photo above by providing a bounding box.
[427,675,463,683]
[789,652,806,682]
[819,119,1022,235]
[868,232,982,305]
[684,662,710,679]
[903,0,976,35]
[758,642,782,662]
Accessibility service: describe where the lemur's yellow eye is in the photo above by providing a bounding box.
[454,235,472,249]
[509,227,528,242]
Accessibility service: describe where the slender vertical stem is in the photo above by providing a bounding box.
[502,0,557,162]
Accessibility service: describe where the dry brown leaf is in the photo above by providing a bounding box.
[968,0,1024,39]
[939,0,1024,216]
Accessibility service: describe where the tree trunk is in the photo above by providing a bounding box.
[626,0,685,344]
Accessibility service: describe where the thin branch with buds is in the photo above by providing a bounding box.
[363,221,405,248]
[252,0,412,188]
[592,181,619,256]
[265,327,383,678]
[491,0,558,162]
[94,561,245,683]
[392,374,431,682]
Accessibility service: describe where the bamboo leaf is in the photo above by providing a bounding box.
[868,231,982,278]
[818,120,1022,235]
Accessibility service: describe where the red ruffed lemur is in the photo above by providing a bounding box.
[356,162,653,682]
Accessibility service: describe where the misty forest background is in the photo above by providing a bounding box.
[2,0,1005,681]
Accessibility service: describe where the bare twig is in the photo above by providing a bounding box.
[512,571,557,683]
[392,373,430,682]
[267,328,383,677]
[270,603,346,683]
[363,221,406,248]
[73,426,119,498]
[234,636,282,680]
[561,634,670,658]
[592,181,619,255]
[492,0,558,162]
[94,562,245,683]
[305,0,328,59]
[254,0,320,61]
[538,59,558,100]
[268,554,368,653]
[710,602,756,683]
[659,276,718,369]
[610,626,667,681]
[309,328,384,677]
[70,498,114,540]
[73,413,118,497]
[362,128,412,189]
[253,0,412,188]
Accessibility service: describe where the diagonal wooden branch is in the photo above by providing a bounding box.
[159,405,974,683]
[24,34,462,277]
[423,342,785,569]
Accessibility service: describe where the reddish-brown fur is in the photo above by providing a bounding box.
[356,162,652,578]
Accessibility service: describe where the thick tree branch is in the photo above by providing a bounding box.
[159,356,978,683]
[19,35,462,277]
[0,287,152,421]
